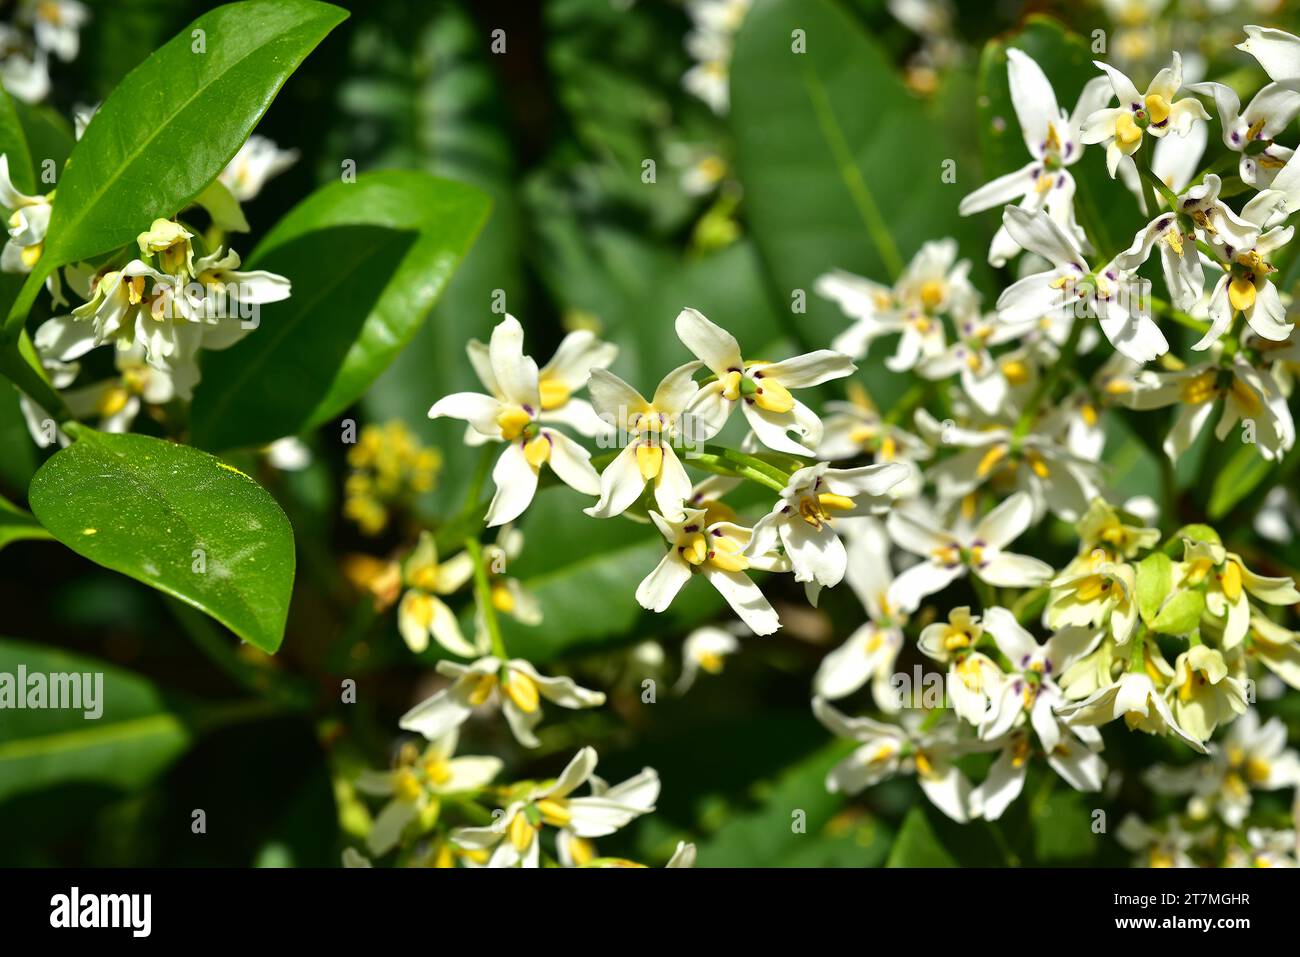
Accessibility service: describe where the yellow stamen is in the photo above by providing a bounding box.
[535,799,571,827]
[1228,276,1257,312]
[496,406,532,441]
[753,378,794,414]
[1220,560,1243,603]
[1001,359,1029,386]
[523,434,551,469]
[491,581,515,614]
[708,536,749,572]
[636,442,663,481]
[697,651,725,674]
[509,812,536,852]
[502,669,540,714]
[976,443,1008,478]
[1115,111,1142,148]
[720,370,743,402]
[394,770,422,803]
[1179,370,1219,405]
[422,759,452,786]
[1144,93,1171,125]
[466,673,497,707]
[919,280,945,310]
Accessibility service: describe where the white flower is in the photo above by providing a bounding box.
[429,316,603,527]
[1248,613,1300,691]
[914,408,1100,521]
[972,721,1105,821]
[0,30,48,103]
[814,518,910,706]
[584,361,702,521]
[395,532,476,657]
[398,655,605,749]
[916,314,1023,415]
[1177,538,1300,649]
[980,607,1102,746]
[1045,554,1140,645]
[1236,25,1300,85]
[1199,199,1295,346]
[0,153,51,273]
[1167,644,1249,743]
[451,747,658,868]
[1146,710,1300,827]
[1120,355,1295,462]
[748,461,909,602]
[812,697,977,823]
[886,491,1054,608]
[675,307,855,455]
[1113,174,1260,313]
[192,247,293,321]
[1187,80,1300,188]
[218,134,298,202]
[996,205,1166,364]
[815,388,931,476]
[1057,670,1207,752]
[1080,52,1209,181]
[682,0,751,114]
[25,0,89,62]
[917,606,1004,726]
[637,507,788,636]
[959,49,1113,266]
[675,624,741,694]
[355,730,503,856]
[1116,813,1208,868]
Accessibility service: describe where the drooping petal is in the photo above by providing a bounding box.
[674,307,742,375]
[485,442,539,527]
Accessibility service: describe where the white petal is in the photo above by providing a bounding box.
[485,442,539,527]
[700,565,780,635]
[674,307,742,374]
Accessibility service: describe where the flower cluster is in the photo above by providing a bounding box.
[367,23,1300,868]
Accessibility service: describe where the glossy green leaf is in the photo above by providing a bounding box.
[1136,552,1173,626]
[190,170,489,451]
[28,429,295,652]
[0,638,191,804]
[4,0,348,339]
[729,0,991,355]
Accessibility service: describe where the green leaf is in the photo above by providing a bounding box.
[0,493,52,553]
[0,638,191,804]
[887,806,959,867]
[1150,590,1206,636]
[0,87,34,194]
[690,742,890,866]
[729,0,991,355]
[190,170,489,451]
[1207,444,1273,519]
[1136,552,1173,626]
[4,0,348,340]
[27,429,295,652]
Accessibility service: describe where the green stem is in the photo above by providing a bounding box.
[1128,630,1147,673]
[687,444,791,492]
[1137,139,1177,212]
[884,381,928,427]
[1148,295,1236,355]
[465,535,506,660]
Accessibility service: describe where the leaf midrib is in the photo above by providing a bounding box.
[0,713,185,761]
[44,5,334,268]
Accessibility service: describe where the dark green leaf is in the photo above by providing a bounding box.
[0,638,191,804]
[190,170,490,451]
[28,429,295,652]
